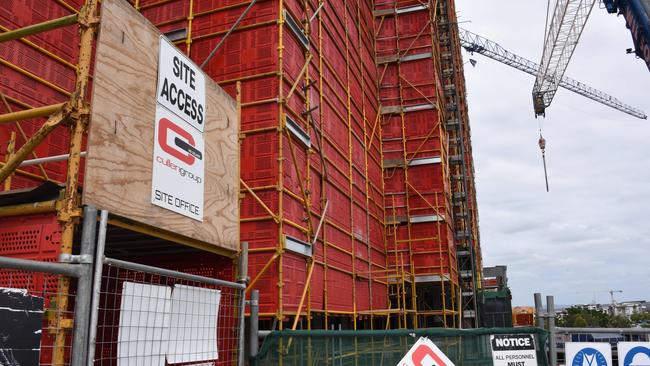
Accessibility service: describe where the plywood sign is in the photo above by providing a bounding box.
[83,0,239,252]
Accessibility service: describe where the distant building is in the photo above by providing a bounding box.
[573,301,649,319]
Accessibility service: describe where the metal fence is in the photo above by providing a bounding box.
[91,258,244,366]
[0,266,77,365]
[554,327,650,365]
[0,206,247,366]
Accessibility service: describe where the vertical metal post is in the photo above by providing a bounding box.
[238,242,249,366]
[70,206,97,366]
[547,295,557,366]
[249,289,260,361]
[87,210,108,366]
[534,293,545,328]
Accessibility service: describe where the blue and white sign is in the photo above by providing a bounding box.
[566,343,612,366]
[618,342,650,366]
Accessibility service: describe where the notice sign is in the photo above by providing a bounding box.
[490,334,537,366]
[152,36,206,221]
[157,37,206,132]
[396,337,455,366]
[565,343,612,366]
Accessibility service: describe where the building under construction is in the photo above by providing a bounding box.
[0,0,482,352]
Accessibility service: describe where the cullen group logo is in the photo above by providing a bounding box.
[572,348,609,366]
[157,117,203,166]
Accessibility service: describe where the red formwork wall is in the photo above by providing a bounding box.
[0,0,388,324]
[375,0,458,281]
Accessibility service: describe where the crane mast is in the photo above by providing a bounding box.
[458,28,647,120]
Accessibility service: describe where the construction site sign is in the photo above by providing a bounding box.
[490,334,537,366]
[84,0,239,252]
[151,105,205,220]
[151,37,206,221]
[156,37,206,132]
[397,337,455,366]
[566,343,612,366]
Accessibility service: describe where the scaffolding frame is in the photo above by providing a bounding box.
[374,0,461,328]
[436,0,483,328]
[1,0,479,335]
[0,2,243,364]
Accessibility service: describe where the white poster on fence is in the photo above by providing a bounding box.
[167,284,221,363]
[617,342,650,366]
[117,282,171,366]
[565,342,612,366]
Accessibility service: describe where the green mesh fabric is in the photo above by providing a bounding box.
[253,327,548,365]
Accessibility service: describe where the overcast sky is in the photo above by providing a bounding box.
[454,1,650,306]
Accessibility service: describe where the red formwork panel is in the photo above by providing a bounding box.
[248,250,279,314]
[240,131,279,186]
[326,267,353,312]
[281,251,308,312]
[241,220,278,250]
[0,214,62,294]
[192,24,278,82]
[355,279,370,311]
[309,263,325,310]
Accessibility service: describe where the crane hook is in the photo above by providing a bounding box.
[538,133,549,192]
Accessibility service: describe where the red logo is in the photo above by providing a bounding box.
[158,118,202,165]
[411,344,449,366]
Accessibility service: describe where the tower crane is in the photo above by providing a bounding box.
[458,28,647,120]
[533,0,597,117]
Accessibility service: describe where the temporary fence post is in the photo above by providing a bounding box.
[547,295,557,366]
[250,289,260,361]
[238,242,249,366]
[70,205,97,366]
[534,293,545,329]
[87,210,108,366]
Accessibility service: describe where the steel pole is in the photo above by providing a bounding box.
[0,256,81,277]
[547,295,557,366]
[0,15,78,43]
[237,242,249,366]
[70,206,97,366]
[534,293,545,328]
[0,103,64,124]
[249,289,260,361]
[86,210,108,366]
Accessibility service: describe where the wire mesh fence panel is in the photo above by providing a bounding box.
[555,328,650,365]
[253,327,549,366]
[0,267,77,365]
[93,261,243,366]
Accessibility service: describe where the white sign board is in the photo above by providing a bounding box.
[490,334,537,366]
[157,37,206,132]
[117,282,222,366]
[151,105,205,221]
[117,283,171,366]
[151,37,207,221]
[396,337,455,366]
[617,342,650,366]
[167,285,221,363]
[566,342,612,366]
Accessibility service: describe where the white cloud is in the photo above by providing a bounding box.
[456,1,650,306]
